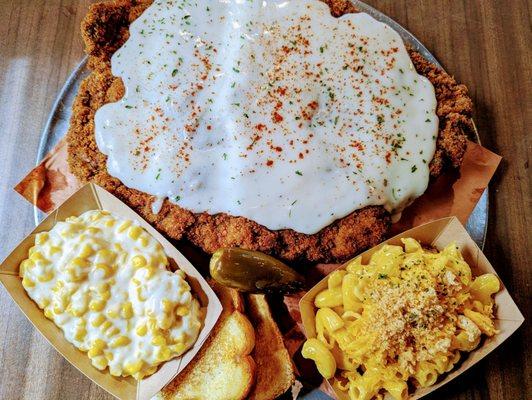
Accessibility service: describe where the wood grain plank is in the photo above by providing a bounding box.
[0,1,529,399]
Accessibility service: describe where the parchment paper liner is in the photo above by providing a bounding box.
[0,183,223,400]
[299,217,524,399]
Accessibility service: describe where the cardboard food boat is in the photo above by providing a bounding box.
[300,217,524,400]
[0,183,223,400]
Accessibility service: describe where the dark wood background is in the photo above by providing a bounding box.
[0,1,529,399]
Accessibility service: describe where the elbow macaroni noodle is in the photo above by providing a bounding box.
[302,238,499,400]
[19,210,202,380]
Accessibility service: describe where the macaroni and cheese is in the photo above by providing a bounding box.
[302,238,499,400]
[20,210,202,380]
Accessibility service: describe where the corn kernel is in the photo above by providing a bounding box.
[37,298,50,308]
[87,339,106,357]
[100,320,113,332]
[66,267,86,282]
[28,246,37,256]
[74,327,87,341]
[124,360,144,375]
[117,220,132,233]
[38,271,54,282]
[69,304,87,317]
[105,327,120,338]
[142,267,155,279]
[95,263,113,279]
[22,277,35,288]
[53,304,64,314]
[91,314,105,328]
[121,302,134,319]
[159,316,172,330]
[52,280,65,292]
[128,226,143,240]
[176,306,189,316]
[147,318,158,331]
[30,251,46,262]
[161,299,174,313]
[91,356,108,370]
[94,282,110,294]
[91,314,106,327]
[136,287,146,302]
[104,351,114,361]
[170,343,187,354]
[89,299,106,312]
[105,219,116,228]
[44,308,54,319]
[19,259,35,276]
[156,347,172,362]
[136,322,148,337]
[78,244,94,258]
[96,249,116,263]
[49,246,61,256]
[151,335,166,346]
[132,255,147,268]
[113,243,123,252]
[139,236,149,247]
[71,257,89,268]
[110,336,131,348]
[36,233,49,245]
[132,278,141,286]
[87,227,101,235]
[106,307,119,319]
[109,365,122,376]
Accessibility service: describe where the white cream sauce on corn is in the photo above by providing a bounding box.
[19,210,202,380]
[94,0,438,234]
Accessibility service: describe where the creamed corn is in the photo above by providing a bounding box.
[20,210,202,380]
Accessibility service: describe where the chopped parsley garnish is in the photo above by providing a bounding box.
[295,170,303,176]
[378,273,388,279]
[172,69,178,77]
[222,153,228,160]
[411,165,418,173]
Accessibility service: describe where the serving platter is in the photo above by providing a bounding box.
[33,2,488,397]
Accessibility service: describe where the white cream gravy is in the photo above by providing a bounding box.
[94,0,438,234]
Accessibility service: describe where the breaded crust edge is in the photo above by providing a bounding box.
[67,0,473,263]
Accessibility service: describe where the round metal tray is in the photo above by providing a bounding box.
[34,3,488,396]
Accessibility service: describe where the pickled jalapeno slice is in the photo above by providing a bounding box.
[209,248,306,294]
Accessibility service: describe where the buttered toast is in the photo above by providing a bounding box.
[247,295,295,400]
[158,281,256,400]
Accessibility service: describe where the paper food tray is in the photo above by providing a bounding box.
[299,217,524,399]
[0,183,223,400]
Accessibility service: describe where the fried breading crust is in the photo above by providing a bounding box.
[67,0,473,263]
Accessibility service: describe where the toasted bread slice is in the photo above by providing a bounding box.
[157,281,255,400]
[247,294,295,400]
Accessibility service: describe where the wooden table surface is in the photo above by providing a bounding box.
[0,1,529,399]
